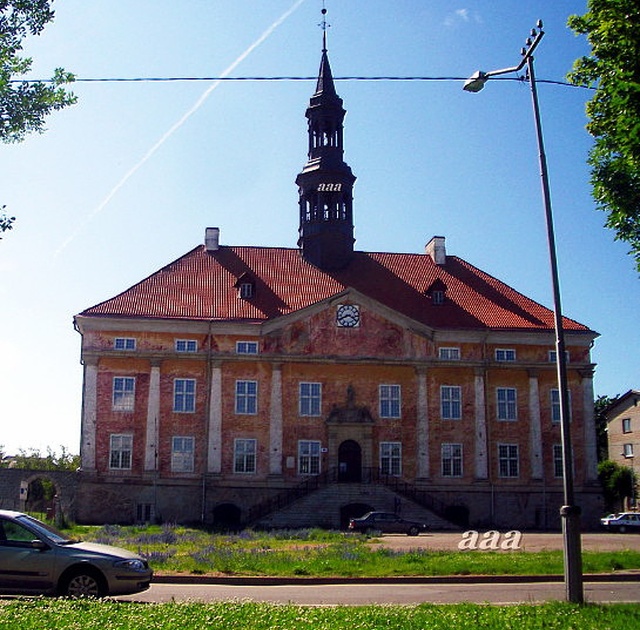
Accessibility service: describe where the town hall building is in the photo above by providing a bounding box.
[74,34,601,529]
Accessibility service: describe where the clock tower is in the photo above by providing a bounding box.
[296,30,356,270]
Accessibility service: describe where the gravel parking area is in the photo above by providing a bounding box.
[372,532,640,553]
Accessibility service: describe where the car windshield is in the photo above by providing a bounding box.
[17,514,78,544]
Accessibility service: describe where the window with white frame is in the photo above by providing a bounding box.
[236,341,259,355]
[498,444,519,478]
[379,384,401,418]
[234,438,257,473]
[496,387,517,421]
[623,418,632,433]
[441,443,463,477]
[173,379,196,413]
[235,380,258,414]
[553,444,563,478]
[109,434,132,470]
[380,442,402,476]
[239,282,253,299]
[171,436,195,473]
[112,377,135,411]
[623,443,634,458]
[495,348,516,362]
[432,290,444,305]
[175,339,197,353]
[114,337,136,351]
[440,386,462,420]
[299,382,322,416]
[298,440,321,475]
[550,389,572,423]
[548,350,570,363]
[438,347,461,360]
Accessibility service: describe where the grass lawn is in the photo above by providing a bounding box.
[65,523,640,578]
[1,599,639,629]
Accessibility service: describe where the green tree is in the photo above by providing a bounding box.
[1,0,76,237]
[2,446,80,471]
[594,393,618,461]
[567,1,640,272]
[598,459,637,512]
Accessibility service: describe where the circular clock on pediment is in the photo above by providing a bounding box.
[336,304,360,328]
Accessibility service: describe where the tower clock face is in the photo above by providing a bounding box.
[336,304,360,328]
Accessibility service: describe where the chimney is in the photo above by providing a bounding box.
[425,236,446,265]
[205,227,220,251]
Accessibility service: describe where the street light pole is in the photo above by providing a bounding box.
[464,21,584,604]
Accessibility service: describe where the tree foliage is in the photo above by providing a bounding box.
[598,459,637,512]
[568,1,640,272]
[1,0,76,237]
[0,446,80,471]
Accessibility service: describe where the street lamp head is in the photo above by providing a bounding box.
[463,71,487,93]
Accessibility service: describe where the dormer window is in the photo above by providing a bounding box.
[239,282,253,299]
[234,273,255,300]
[426,279,447,305]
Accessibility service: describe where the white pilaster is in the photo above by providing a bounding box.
[416,369,429,478]
[207,364,223,474]
[144,363,160,471]
[581,370,598,482]
[528,372,543,479]
[474,370,488,479]
[80,361,98,471]
[269,364,283,475]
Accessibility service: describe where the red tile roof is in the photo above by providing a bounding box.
[79,245,593,333]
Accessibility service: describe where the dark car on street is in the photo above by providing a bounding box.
[348,511,428,536]
[0,509,152,597]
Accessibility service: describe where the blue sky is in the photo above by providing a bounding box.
[1,0,638,455]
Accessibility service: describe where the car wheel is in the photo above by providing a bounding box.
[61,569,106,598]
[618,525,627,534]
[408,526,419,536]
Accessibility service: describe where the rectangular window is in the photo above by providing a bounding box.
[109,434,132,470]
[498,444,519,478]
[497,387,517,421]
[235,380,258,414]
[174,379,196,413]
[175,339,197,352]
[299,382,322,416]
[548,350,570,363]
[623,418,632,433]
[380,442,402,476]
[112,377,135,411]
[234,438,256,473]
[236,341,259,355]
[239,283,253,299]
[495,348,516,362]
[379,384,401,418]
[171,436,195,472]
[551,389,572,423]
[298,440,321,475]
[441,443,463,477]
[441,386,462,420]
[438,347,461,360]
[623,443,634,458]
[114,337,136,351]
[553,444,564,478]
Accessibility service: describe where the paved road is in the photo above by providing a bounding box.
[117,580,640,605]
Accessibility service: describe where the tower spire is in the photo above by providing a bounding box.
[296,3,356,270]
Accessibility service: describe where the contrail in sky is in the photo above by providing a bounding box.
[56,0,307,256]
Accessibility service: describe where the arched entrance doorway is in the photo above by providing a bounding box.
[338,440,362,482]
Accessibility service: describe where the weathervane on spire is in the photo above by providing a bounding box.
[320,1,330,51]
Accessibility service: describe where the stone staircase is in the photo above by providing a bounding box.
[252,482,458,531]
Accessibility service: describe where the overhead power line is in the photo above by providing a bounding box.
[11,75,593,89]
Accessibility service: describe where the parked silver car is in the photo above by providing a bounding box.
[0,509,152,597]
[600,512,640,533]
